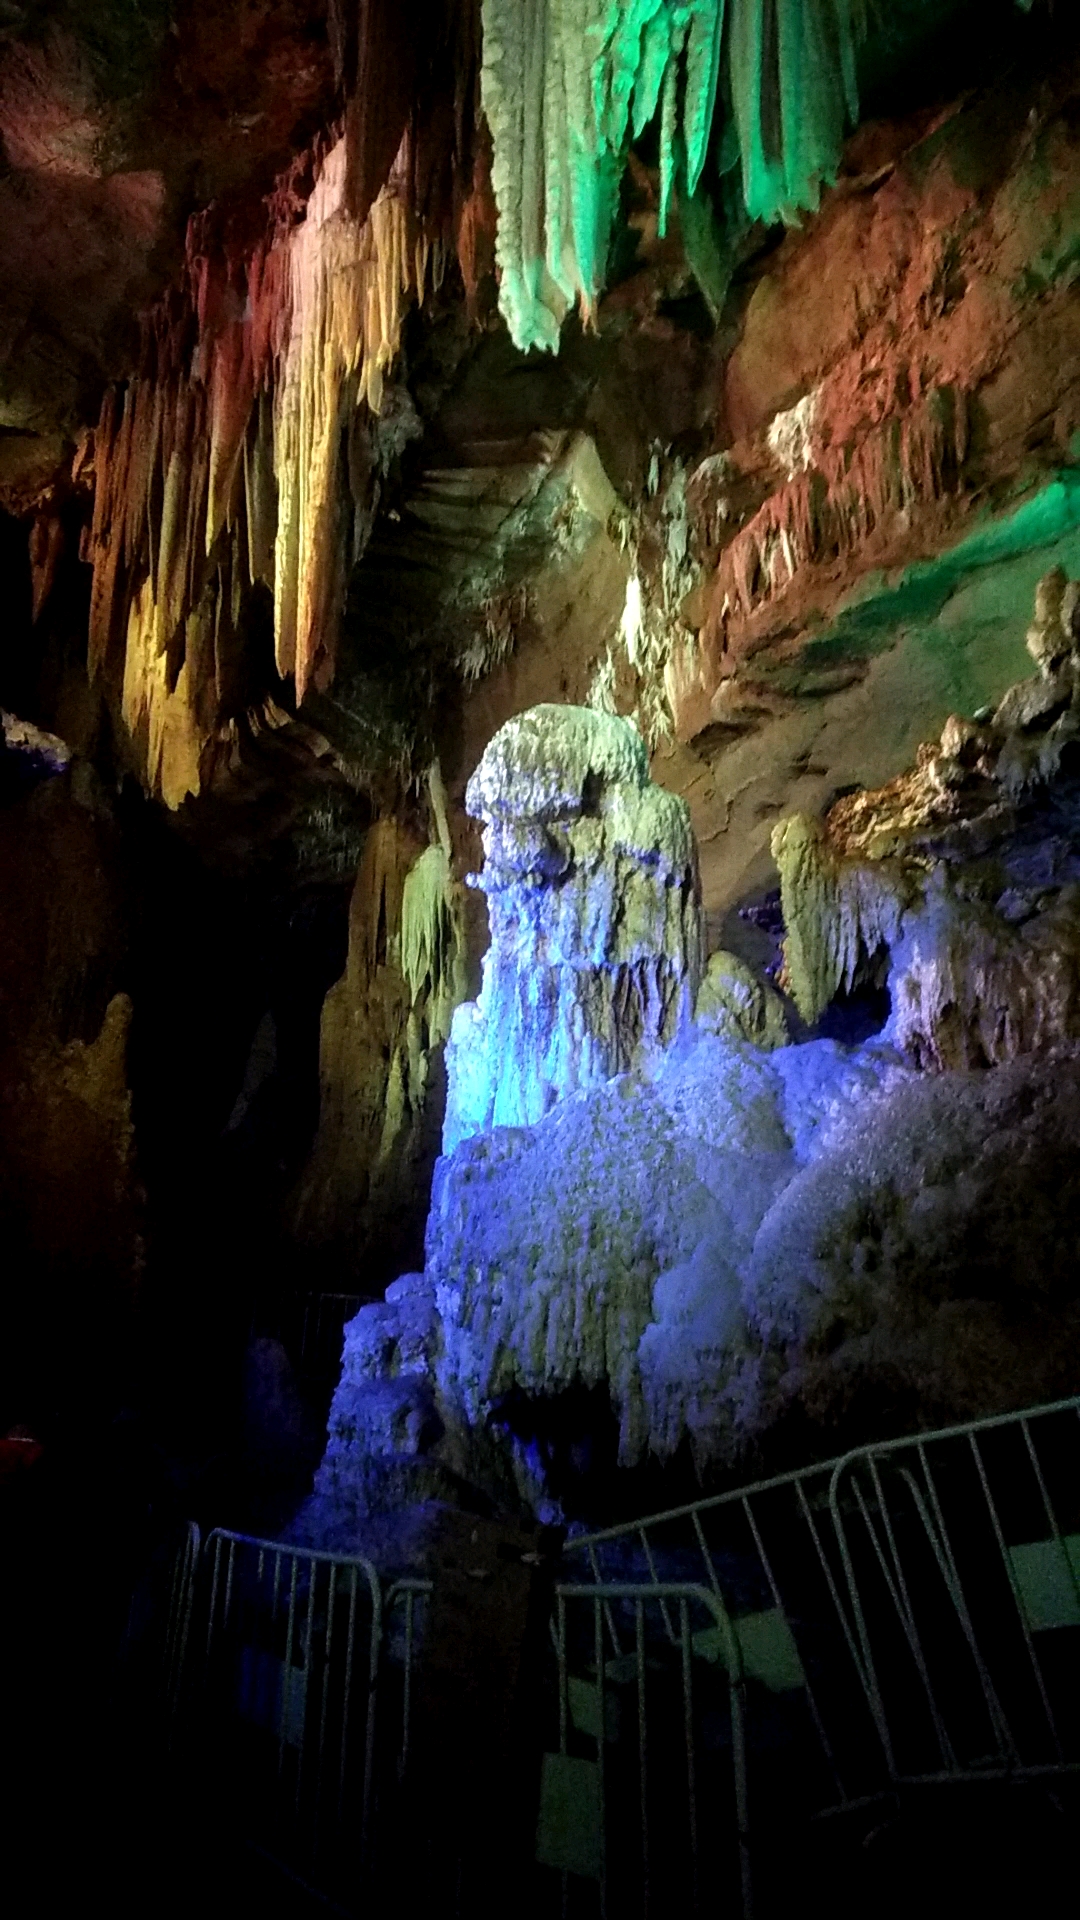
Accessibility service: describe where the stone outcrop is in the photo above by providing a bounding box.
[0,735,142,1417]
[293,808,467,1283]
[309,626,1080,1537]
[444,704,703,1150]
[773,568,1080,1067]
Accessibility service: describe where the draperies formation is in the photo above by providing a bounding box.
[88,2,482,808]
[481,0,871,352]
[86,0,885,806]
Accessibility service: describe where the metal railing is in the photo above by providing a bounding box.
[545,1581,750,1919]
[564,1394,1080,1823]
[157,1393,1080,1913]
[164,1518,201,1717]
[163,1542,753,1915]
[170,1529,386,1904]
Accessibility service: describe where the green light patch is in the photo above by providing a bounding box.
[536,1751,603,1879]
[1008,1535,1080,1633]
[692,1605,806,1691]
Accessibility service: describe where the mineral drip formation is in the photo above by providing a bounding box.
[87,138,435,809]
[480,0,873,352]
[443,704,704,1150]
[86,4,484,810]
[773,568,1080,1067]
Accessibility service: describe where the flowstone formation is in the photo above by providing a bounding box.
[773,569,1080,1067]
[443,705,704,1150]
[308,623,1080,1543]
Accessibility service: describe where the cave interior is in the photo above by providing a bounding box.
[2,2,1080,1914]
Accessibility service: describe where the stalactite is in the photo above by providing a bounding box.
[88,138,436,806]
[480,0,871,353]
[84,3,483,810]
[705,385,969,649]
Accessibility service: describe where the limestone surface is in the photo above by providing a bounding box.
[773,571,1080,1067]
[444,705,703,1150]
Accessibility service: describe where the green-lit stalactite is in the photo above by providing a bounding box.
[480,0,875,353]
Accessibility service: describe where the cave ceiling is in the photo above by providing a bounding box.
[0,0,1077,913]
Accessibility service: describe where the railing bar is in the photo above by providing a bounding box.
[910,1443,1014,1758]
[742,1494,847,1803]
[690,1510,725,1604]
[828,1474,896,1778]
[588,1542,623,1656]
[727,1623,751,1920]
[401,1590,415,1778]
[557,1592,568,1755]
[639,1528,676,1642]
[1021,1419,1080,1613]
[865,1460,957,1771]
[680,1596,698,1919]
[969,1432,1062,1755]
[565,1395,1080,1559]
[637,1597,649,1919]
[360,1570,382,1864]
[315,1561,335,1832]
[913,1446,1019,1765]
[272,1549,282,1623]
[596,1593,607,1920]
[201,1525,382,1575]
[280,1555,299,1781]
[338,1566,358,1814]
[223,1538,237,1633]
[206,1532,224,1660]
[793,1477,873,1795]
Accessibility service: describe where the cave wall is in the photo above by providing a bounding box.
[0,741,140,1423]
[3,2,1080,1462]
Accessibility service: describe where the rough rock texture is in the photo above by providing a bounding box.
[745,1051,1080,1438]
[773,571,1080,1067]
[431,1032,909,1476]
[408,1028,1080,1492]
[0,735,142,1415]
[293,808,467,1284]
[694,947,789,1050]
[312,603,1080,1530]
[444,704,703,1150]
[305,1270,457,1532]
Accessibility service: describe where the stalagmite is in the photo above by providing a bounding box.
[442,704,704,1151]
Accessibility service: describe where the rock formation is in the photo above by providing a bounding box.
[308,598,1080,1537]
[773,568,1080,1067]
[480,0,872,352]
[5,0,1080,1554]
[444,704,703,1150]
[294,800,467,1281]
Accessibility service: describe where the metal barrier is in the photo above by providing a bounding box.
[564,1394,1080,1827]
[827,1397,1080,1789]
[157,1393,1080,1912]
[173,1529,385,1904]
[164,1541,754,1916]
[544,1581,750,1919]
[164,1519,201,1718]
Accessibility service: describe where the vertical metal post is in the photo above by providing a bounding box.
[339,1563,358,1815]
[969,1431,1062,1754]
[636,1597,649,1918]
[679,1596,698,1918]
[595,1592,607,1920]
